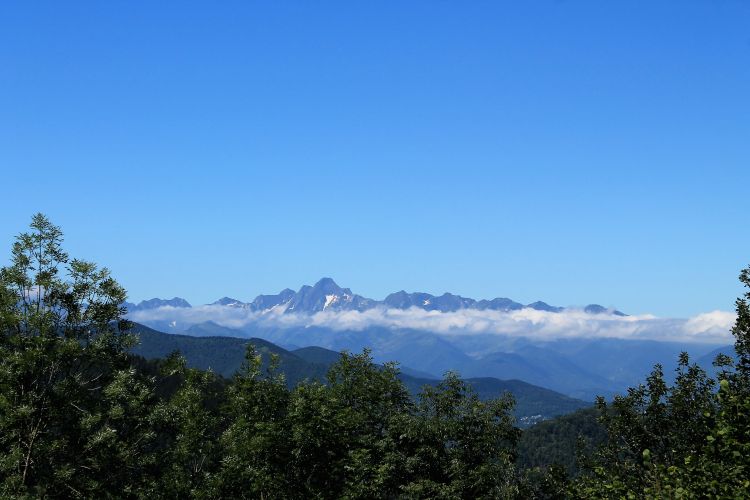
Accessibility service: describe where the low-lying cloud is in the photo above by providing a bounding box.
[127,305,737,344]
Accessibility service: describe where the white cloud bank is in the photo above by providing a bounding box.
[127,305,737,344]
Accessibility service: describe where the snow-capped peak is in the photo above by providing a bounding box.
[324,294,339,310]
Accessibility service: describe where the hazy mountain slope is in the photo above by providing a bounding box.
[243,324,625,398]
[469,348,614,400]
[696,345,737,378]
[696,345,735,366]
[292,346,343,366]
[250,325,476,377]
[292,346,439,379]
[185,321,247,338]
[443,334,724,398]
[545,338,720,388]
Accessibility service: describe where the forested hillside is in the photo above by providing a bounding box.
[131,322,590,424]
[517,407,605,476]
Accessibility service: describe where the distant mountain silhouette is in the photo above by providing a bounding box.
[127,277,626,316]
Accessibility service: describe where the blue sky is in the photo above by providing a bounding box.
[1,1,748,317]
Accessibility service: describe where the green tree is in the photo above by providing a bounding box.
[572,358,716,497]
[324,351,412,498]
[212,346,292,499]
[147,352,223,498]
[636,266,750,498]
[395,372,521,499]
[728,265,750,392]
[0,214,157,498]
[286,350,412,498]
[572,264,750,498]
[516,407,606,477]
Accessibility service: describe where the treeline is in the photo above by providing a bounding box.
[1,214,749,498]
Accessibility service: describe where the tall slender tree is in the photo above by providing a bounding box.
[0,214,156,497]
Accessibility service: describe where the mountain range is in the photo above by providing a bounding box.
[124,278,730,400]
[125,277,626,316]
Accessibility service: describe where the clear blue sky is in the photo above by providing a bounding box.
[1,1,748,317]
